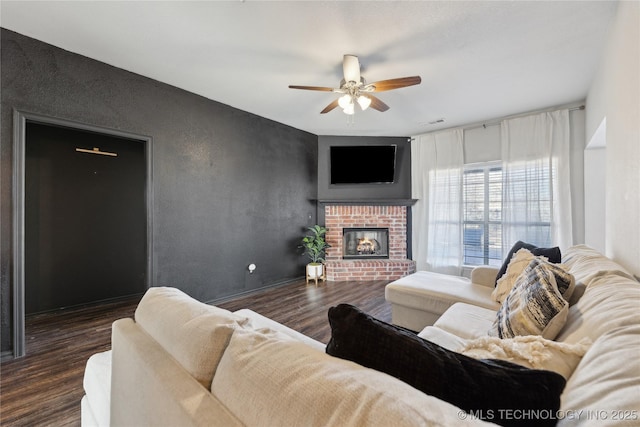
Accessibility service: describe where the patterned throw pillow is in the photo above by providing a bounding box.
[492,248,542,303]
[493,251,576,304]
[489,261,569,340]
[495,241,561,286]
[528,257,576,301]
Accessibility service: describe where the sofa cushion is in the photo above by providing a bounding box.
[558,325,640,423]
[211,327,485,427]
[80,395,98,427]
[386,271,500,310]
[418,326,468,351]
[460,335,591,380]
[555,271,640,345]
[561,244,635,287]
[489,261,569,340]
[233,308,326,351]
[385,270,501,331]
[494,252,575,304]
[434,302,498,340]
[495,241,561,286]
[326,304,566,427]
[134,287,250,388]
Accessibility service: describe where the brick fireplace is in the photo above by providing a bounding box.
[324,204,416,281]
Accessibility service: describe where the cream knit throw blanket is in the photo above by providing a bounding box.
[460,335,592,379]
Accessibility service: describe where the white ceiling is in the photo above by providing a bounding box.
[1,1,618,137]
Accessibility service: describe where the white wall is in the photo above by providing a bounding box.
[584,147,606,252]
[463,124,501,164]
[586,1,640,278]
[584,118,607,252]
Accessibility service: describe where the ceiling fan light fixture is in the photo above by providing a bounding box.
[343,103,355,115]
[338,94,352,109]
[289,54,421,117]
[357,95,371,111]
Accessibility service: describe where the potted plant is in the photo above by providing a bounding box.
[301,224,330,282]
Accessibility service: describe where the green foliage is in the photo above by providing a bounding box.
[301,225,330,264]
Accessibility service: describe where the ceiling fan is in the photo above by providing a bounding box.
[289,54,421,115]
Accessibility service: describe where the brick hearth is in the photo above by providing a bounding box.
[324,205,416,281]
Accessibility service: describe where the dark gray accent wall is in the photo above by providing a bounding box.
[1,29,318,355]
[317,135,412,201]
[316,135,414,258]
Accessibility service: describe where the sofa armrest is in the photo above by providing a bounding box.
[110,318,243,427]
[82,350,112,427]
[470,266,499,288]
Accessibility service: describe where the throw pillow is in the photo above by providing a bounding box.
[326,304,566,427]
[492,248,541,303]
[529,257,576,301]
[495,241,561,286]
[488,261,569,340]
[493,250,576,304]
[460,335,592,380]
[134,287,251,388]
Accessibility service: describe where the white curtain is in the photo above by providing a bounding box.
[501,109,573,253]
[411,129,464,274]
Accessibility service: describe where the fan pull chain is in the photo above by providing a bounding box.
[346,115,356,126]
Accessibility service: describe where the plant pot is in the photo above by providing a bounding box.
[306,263,325,285]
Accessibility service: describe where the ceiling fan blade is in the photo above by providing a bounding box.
[367,76,422,92]
[320,99,340,114]
[367,95,390,112]
[343,54,361,83]
[288,85,336,92]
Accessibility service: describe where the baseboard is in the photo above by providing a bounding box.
[26,292,145,317]
[1,349,16,361]
[208,276,304,305]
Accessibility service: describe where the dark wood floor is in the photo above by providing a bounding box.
[0,279,391,426]
[217,278,391,343]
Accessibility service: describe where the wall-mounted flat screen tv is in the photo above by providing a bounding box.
[330,145,397,184]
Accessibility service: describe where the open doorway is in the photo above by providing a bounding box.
[13,111,153,357]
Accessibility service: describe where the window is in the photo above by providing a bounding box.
[463,161,553,266]
[502,160,554,247]
[463,163,503,266]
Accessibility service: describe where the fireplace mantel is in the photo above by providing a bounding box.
[317,199,417,206]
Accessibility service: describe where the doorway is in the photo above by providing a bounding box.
[13,111,153,357]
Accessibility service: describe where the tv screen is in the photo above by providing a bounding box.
[330,145,397,184]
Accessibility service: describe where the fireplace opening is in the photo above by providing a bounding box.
[343,228,389,259]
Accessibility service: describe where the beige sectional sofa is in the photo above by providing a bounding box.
[385,245,640,425]
[82,287,490,427]
[82,245,640,426]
